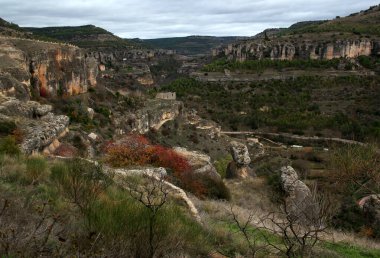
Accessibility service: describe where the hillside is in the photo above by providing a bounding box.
[213,4,380,62]
[1,4,380,258]
[144,36,246,55]
[280,4,380,36]
[25,25,145,50]
[0,17,31,37]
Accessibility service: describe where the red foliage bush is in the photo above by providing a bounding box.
[104,135,152,167]
[104,134,190,174]
[104,134,230,200]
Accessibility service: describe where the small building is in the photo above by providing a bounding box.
[156,92,176,100]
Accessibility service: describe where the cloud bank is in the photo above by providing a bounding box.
[0,0,378,38]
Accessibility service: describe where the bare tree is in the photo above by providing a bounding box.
[228,205,268,257]
[126,172,170,258]
[0,198,60,256]
[260,186,333,258]
[227,184,333,258]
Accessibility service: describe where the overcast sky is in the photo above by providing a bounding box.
[0,0,378,39]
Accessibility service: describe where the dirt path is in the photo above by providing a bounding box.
[221,131,367,146]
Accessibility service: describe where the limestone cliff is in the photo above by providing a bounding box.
[0,36,98,98]
[113,99,183,134]
[213,39,380,61]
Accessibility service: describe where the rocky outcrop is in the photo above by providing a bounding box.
[213,39,378,61]
[0,73,29,100]
[185,109,221,139]
[0,36,98,97]
[0,97,69,154]
[173,147,220,179]
[281,166,317,223]
[114,99,182,134]
[226,141,252,179]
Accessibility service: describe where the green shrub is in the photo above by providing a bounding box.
[88,188,210,256]
[200,175,231,200]
[0,154,26,183]
[25,156,48,183]
[0,136,20,156]
[331,196,366,232]
[0,120,16,135]
[267,172,286,203]
[214,155,233,179]
[51,159,110,227]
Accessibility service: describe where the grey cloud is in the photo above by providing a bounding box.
[0,0,378,38]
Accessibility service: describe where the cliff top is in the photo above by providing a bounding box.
[247,4,380,43]
[24,24,146,50]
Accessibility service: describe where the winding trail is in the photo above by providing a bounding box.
[221,131,367,146]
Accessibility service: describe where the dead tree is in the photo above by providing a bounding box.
[260,186,333,258]
[228,205,268,257]
[126,172,170,258]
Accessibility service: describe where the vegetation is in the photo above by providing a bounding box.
[104,134,230,200]
[25,25,144,49]
[278,5,380,36]
[159,76,380,141]
[330,145,380,238]
[203,58,342,73]
[0,139,209,256]
[214,155,233,178]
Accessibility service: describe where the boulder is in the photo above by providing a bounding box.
[20,113,70,154]
[280,166,317,224]
[230,141,251,166]
[226,141,252,179]
[88,132,98,141]
[173,147,220,179]
[87,107,95,120]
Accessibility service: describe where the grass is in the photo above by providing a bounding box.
[323,242,380,258]
[0,139,213,256]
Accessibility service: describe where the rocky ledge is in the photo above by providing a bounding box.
[0,96,69,154]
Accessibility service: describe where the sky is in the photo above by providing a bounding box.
[0,0,379,39]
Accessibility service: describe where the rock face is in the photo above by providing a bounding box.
[0,37,98,97]
[114,99,182,134]
[226,141,252,179]
[280,166,316,223]
[185,109,221,139]
[213,39,379,62]
[173,147,220,179]
[0,97,69,154]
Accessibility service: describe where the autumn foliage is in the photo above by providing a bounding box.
[105,135,230,198]
[104,134,230,199]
